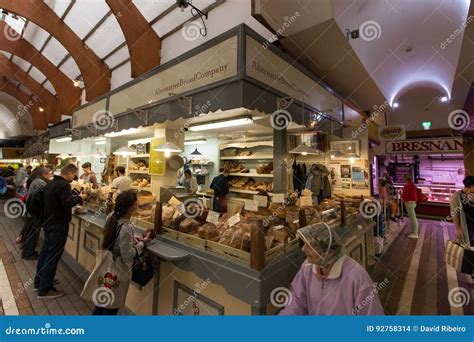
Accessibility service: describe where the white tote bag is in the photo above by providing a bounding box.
[80,248,131,310]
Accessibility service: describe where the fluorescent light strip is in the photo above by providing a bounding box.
[105,128,140,138]
[184,139,207,145]
[189,117,253,132]
[56,136,72,142]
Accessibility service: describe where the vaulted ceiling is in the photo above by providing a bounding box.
[0,0,219,131]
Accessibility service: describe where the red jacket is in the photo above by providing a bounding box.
[402,181,417,202]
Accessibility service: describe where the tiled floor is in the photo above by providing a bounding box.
[0,201,472,315]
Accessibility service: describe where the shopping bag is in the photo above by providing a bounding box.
[80,249,131,309]
[445,240,474,274]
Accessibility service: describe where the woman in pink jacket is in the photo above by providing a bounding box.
[279,224,385,315]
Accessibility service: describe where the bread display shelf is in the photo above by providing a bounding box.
[130,154,150,158]
[128,170,150,175]
[220,155,273,160]
[131,186,152,191]
[229,188,274,196]
[229,172,273,178]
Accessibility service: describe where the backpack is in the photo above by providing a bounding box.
[26,187,45,222]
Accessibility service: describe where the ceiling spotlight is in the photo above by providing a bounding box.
[440,96,449,103]
[392,102,399,108]
[73,79,82,87]
[38,107,44,112]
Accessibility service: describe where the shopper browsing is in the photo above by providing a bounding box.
[279,224,384,315]
[210,167,230,213]
[110,166,132,194]
[382,173,398,222]
[80,162,98,189]
[14,163,28,193]
[20,167,53,260]
[89,190,152,315]
[35,164,86,299]
[451,176,474,246]
[181,169,198,194]
[401,174,419,239]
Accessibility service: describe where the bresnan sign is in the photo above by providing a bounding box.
[386,138,463,154]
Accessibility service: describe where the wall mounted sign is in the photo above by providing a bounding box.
[149,138,166,176]
[379,125,406,141]
[385,138,463,155]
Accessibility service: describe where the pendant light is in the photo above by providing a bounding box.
[328,150,345,159]
[190,148,202,156]
[289,143,321,156]
[154,141,182,158]
[113,146,137,156]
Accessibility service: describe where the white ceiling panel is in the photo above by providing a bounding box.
[59,56,81,80]
[152,0,216,37]
[19,85,33,96]
[104,44,130,69]
[44,0,73,18]
[132,0,175,22]
[8,79,19,87]
[11,56,31,72]
[22,21,50,51]
[41,37,69,66]
[1,51,12,59]
[44,81,56,95]
[28,66,47,85]
[3,14,26,35]
[63,0,110,39]
[111,62,133,90]
[85,14,126,59]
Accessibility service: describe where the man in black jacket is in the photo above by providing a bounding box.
[35,164,86,299]
[210,167,230,213]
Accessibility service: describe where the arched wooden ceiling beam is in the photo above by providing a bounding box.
[106,0,161,77]
[0,54,60,123]
[0,21,80,117]
[0,0,111,100]
[0,78,46,130]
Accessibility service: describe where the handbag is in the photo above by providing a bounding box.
[131,251,155,287]
[445,240,474,274]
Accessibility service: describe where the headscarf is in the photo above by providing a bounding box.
[297,223,344,267]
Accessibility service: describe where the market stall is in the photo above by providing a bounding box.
[59,24,378,315]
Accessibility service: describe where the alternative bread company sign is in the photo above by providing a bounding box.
[379,125,406,141]
[386,138,463,154]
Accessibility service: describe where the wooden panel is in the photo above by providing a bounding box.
[78,223,103,273]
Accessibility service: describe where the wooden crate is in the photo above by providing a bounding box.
[265,239,300,262]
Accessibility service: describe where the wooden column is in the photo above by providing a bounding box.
[463,136,474,176]
[250,220,265,271]
[273,127,288,193]
[340,200,346,226]
[154,202,163,235]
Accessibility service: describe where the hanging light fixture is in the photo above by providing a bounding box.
[57,153,71,159]
[328,150,346,159]
[154,141,182,158]
[113,146,137,156]
[289,143,321,156]
[190,148,202,156]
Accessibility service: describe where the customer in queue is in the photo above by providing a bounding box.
[90,190,152,315]
[210,167,229,213]
[401,174,419,239]
[279,224,384,315]
[20,167,53,260]
[35,164,86,299]
[451,176,474,246]
[111,166,132,194]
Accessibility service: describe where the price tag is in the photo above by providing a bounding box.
[206,210,220,224]
[299,196,313,207]
[273,193,285,203]
[168,196,182,206]
[244,200,259,212]
[254,195,268,207]
[228,213,241,227]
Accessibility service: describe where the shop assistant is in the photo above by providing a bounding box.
[80,162,98,188]
[181,169,198,194]
[210,167,229,213]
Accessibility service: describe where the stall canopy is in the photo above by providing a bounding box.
[70,24,345,141]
